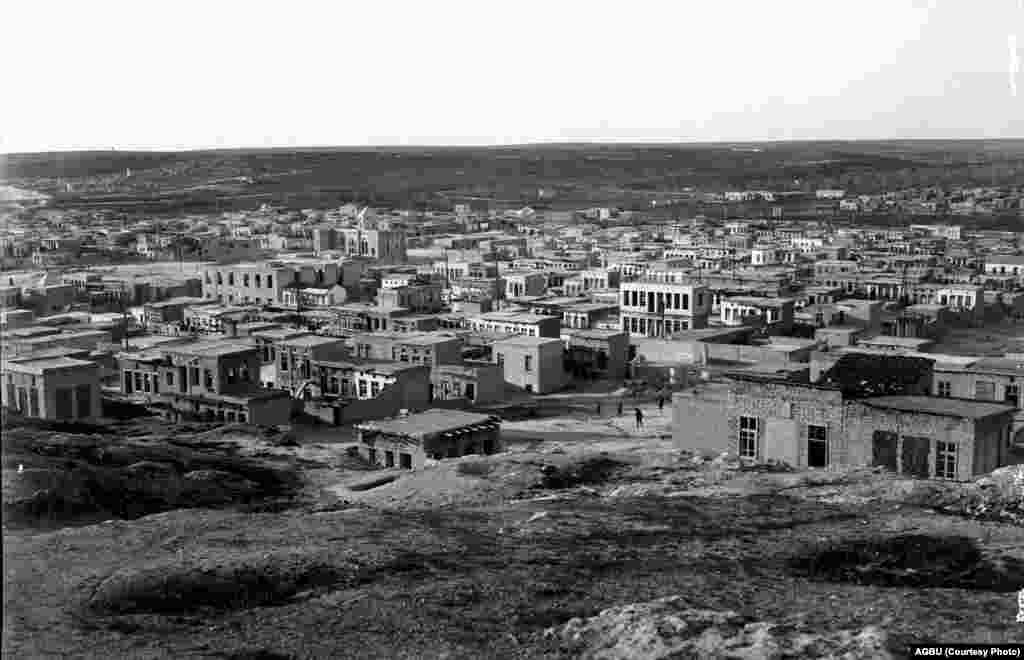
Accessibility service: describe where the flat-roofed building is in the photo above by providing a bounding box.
[355,409,501,470]
[2,356,101,421]
[469,311,562,338]
[619,281,711,336]
[352,332,463,368]
[493,335,567,394]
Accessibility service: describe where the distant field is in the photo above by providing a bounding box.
[5,141,1023,215]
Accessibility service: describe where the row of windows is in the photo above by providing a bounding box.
[621,316,690,335]
[206,272,275,288]
[737,415,959,478]
[936,379,1020,405]
[622,289,694,311]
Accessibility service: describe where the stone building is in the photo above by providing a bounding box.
[493,335,567,394]
[565,329,629,380]
[673,372,1015,479]
[121,340,292,425]
[2,357,101,421]
[355,409,502,470]
[619,281,712,335]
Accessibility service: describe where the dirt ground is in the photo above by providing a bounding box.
[4,399,1024,659]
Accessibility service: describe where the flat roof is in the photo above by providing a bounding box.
[167,340,257,357]
[567,328,626,339]
[356,408,497,437]
[492,335,562,348]
[724,296,795,307]
[858,336,934,347]
[251,328,312,340]
[2,356,97,374]
[278,334,346,348]
[316,358,425,375]
[475,311,559,323]
[862,395,1015,420]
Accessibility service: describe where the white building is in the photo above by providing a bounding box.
[619,281,711,336]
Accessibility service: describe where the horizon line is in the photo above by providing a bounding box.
[5,136,1024,157]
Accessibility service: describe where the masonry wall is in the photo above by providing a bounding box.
[845,404,977,479]
[727,380,845,467]
[248,395,294,426]
[631,337,699,364]
[672,390,732,454]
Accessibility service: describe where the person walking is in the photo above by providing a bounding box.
[617,400,623,416]
[634,407,644,431]
[658,396,665,414]
[596,402,602,416]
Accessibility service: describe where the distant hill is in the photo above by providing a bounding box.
[4,140,1023,216]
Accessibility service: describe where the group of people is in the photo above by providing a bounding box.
[594,395,666,431]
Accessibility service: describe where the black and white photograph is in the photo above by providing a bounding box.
[3,1,1024,657]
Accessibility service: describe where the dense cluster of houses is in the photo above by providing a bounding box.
[3,201,1024,478]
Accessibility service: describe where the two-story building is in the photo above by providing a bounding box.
[619,281,712,336]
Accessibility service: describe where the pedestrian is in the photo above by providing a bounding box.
[596,402,602,416]
[658,396,665,413]
[617,400,623,416]
[634,407,644,431]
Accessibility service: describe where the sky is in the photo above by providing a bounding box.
[1,0,1022,153]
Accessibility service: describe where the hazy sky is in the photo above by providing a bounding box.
[2,0,1022,153]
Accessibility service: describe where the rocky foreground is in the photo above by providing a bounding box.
[4,416,1024,658]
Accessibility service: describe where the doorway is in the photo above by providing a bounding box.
[807,424,828,468]
[399,453,413,469]
[872,431,898,471]
[464,383,475,401]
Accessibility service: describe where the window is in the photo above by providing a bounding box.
[266,275,273,288]
[166,371,174,387]
[358,381,368,398]
[935,441,957,479]
[739,416,759,459]
[524,355,533,372]
[937,381,951,397]
[204,370,213,389]
[281,354,289,370]
[496,353,504,367]
[371,381,380,396]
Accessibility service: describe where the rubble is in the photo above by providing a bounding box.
[545,596,892,660]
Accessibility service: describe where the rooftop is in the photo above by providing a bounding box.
[862,395,1015,420]
[167,340,257,357]
[2,356,97,374]
[492,335,563,348]
[356,409,498,438]
[278,334,346,348]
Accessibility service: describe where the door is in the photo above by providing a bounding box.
[385,451,395,468]
[464,383,475,401]
[124,372,133,394]
[75,385,91,419]
[901,436,931,478]
[807,424,828,468]
[872,431,898,471]
[399,453,413,469]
